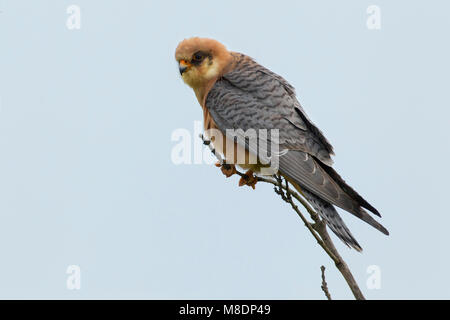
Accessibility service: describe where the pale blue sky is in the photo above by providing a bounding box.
[0,0,449,299]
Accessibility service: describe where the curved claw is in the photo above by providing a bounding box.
[238,170,258,190]
[215,162,237,178]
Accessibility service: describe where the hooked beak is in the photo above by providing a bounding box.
[179,60,190,75]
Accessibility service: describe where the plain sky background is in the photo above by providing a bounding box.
[0,0,449,299]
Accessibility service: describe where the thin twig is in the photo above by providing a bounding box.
[320,266,332,300]
[200,135,365,300]
[257,174,364,299]
[267,173,340,264]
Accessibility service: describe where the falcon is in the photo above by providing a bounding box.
[175,37,388,251]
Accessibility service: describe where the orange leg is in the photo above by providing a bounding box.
[215,162,237,178]
[238,170,258,190]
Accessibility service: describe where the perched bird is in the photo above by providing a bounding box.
[175,37,388,251]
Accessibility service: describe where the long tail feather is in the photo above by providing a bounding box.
[301,188,363,252]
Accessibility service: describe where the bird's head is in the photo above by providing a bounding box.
[175,37,232,90]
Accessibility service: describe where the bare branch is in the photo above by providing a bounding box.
[200,135,365,300]
[320,266,332,300]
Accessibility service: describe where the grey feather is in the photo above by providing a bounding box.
[279,150,388,235]
[205,53,389,243]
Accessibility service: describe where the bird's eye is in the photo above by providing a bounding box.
[192,52,205,63]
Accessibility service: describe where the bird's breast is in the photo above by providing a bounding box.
[202,105,263,173]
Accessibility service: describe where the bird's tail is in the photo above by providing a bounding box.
[296,187,363,252]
